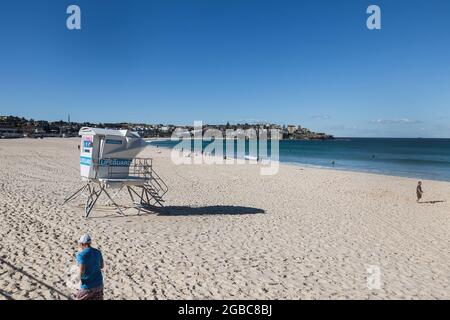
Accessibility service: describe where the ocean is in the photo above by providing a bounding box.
[149,138,450,182]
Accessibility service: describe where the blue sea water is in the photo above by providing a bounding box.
[149,138,450,182]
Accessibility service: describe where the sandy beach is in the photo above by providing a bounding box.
[0,138,449,300]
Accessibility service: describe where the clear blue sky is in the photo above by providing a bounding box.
[0,0,449,137]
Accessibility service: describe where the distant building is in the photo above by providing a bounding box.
[0,128,21,138]
[0,128,17,134]
[0,114,333,140]
[287,125,298,134]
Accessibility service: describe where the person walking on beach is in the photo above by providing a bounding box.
[416,181,424,203]
[74,234,104,300]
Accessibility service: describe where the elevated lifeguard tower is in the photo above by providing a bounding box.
[63,127,168,218]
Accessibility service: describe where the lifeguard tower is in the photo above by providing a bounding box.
[63,127,168,218]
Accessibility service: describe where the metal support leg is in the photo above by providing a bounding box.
[140,187,146,204]
[102,186,125,216]
[128,186,148,215]
[62,184,88,206]
[144,187,151,206]
[85,185,102,218]
[103,185,124,206]
[137,187,146,215]
[127,186,135,204]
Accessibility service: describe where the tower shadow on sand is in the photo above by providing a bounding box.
[150,205,266,216]
[86,205,266,219]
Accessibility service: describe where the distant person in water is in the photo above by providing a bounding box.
[74,234,104,300]
[416,181,424,203]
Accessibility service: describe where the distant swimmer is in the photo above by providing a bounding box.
[416,181,424,203]
[331,160,335,166]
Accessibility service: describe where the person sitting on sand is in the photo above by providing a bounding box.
[74,234,104,300]
[416,181,424,203]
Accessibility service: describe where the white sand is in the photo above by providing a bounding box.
[0,138,449,300]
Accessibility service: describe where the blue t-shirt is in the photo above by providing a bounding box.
[76,247,103,290]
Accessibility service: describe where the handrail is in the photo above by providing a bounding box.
[91,157,168,198]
